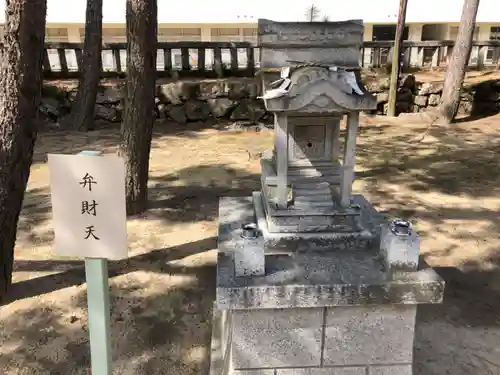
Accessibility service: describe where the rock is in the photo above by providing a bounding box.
[399,74,416,91]
[167,104,187,124]
[460,90,474,101]
[230,99,266,122]
[412,105,420,113]
[179,82,201,101]
[157,103,167,118]
[428,94,441,106]
[227,80,256,100]
[96,86,123,104]
[208,98,236,118]
[418,82,444,96]
[67,88,78,102]
[184,100,211,121]
[158,81,201,104]
[414,95,428,107]
[228,121,263,132]
[94,104,120,122]
[397,88,413,102]
[376,92,389,104]
[472,81,500,102]
[198,79,259,99]
[158,83,182,105]
[367,77,390,93]
[471,101,499,116]
[199,80,226,98]
[40,97,60,118]
[396,101,411,113]
[458,100,473,116]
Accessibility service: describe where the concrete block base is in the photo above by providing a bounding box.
[210,196,445,375]
[210,304,416,375]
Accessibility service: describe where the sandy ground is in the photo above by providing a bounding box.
[0,111,500,374]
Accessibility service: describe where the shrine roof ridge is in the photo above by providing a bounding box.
[258,18,364,48]
[262,66,377,113]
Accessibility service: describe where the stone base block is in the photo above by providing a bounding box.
[323,305,416,366]
[253,191,377,252]
[264,206,365,234]
[210,305,416,375]
[232,308,323,369]
[231,367,411,375]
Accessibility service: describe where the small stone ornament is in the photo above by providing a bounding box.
[380,219,420,277]
[234,223,265,277]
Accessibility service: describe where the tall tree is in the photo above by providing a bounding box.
[0,0,47,300]
[387,0,408,117]
[439,0,480,124]
[119,0,157,215]
[67,0,103,131]
[305,4,320,22]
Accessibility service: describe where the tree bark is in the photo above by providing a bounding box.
[119,0,157,215]
[0,0,47,301]
[387,0,408,117]
[67,0,102,131]
[439,0,480,124]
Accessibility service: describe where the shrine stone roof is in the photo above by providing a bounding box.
[262,66,377,113]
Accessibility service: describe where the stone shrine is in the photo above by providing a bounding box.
[208,19,444,375]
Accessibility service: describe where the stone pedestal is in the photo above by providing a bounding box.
[209,197,444,375]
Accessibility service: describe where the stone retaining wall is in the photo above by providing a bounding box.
[40,78,268,128]
[40,75,500,128]
[368,75,500,116]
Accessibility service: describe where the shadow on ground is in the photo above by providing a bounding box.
[9,236,217,301]
[355,122,500,254]
[357,124,500,198]
[5,120,500,374]
[1,261,216,375]
[415,255,500,375]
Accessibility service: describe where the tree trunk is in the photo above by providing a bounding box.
[387,0,408,117]
[0,0,47,301]
[439,0,480,124]
[119,0,157,215]
[67,0,102,131]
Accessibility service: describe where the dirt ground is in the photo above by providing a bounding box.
[0,111,500,375]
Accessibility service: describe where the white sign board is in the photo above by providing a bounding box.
[48,154,128,260]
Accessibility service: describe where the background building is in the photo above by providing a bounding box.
[0,0,498,70]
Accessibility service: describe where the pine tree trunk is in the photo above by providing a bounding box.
[68,0,102,131]
[439,0,480,124]
[119,0,157,215]
[0,0,47,301]
[387,0,408,117]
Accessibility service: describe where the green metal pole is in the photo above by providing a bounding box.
[387,0,408,117]
[78,150,112,375]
